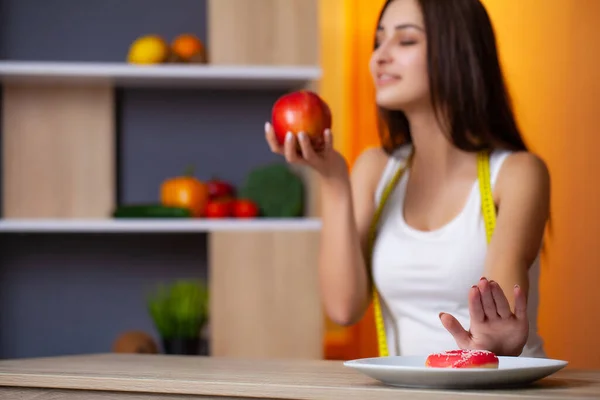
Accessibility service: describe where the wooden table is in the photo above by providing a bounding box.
[0,353,598,399]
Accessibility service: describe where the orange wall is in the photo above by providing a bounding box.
[319,0,385,163]
[481,0,600,369]
[318,0,385,360]
[319,0,600,368]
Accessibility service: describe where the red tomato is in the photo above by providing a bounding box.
[233,199,259,218]
[205,199,233,218]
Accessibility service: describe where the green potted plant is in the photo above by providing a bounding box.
[147,279,209,355]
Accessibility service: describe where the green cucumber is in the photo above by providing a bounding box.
[112,204,193,218]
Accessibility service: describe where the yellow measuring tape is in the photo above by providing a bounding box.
[368,150,497,357]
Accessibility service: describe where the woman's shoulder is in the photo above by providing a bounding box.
[352,144,411,178]
[350,146,389,190]
[493,150,549,183]
[351,144,412,204]
[494,150,550,204]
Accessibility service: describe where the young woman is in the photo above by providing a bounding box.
[265,0,549,358]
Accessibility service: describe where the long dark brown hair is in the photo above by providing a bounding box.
[375,0,528,154]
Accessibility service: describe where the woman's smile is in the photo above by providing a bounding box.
[376,72,402,87]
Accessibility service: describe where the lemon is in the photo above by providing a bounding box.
[127,35,170,64]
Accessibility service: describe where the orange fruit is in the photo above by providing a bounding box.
[171,34,206,62]
[160,173,209,217]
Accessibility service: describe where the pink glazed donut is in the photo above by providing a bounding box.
[425,349,499,369]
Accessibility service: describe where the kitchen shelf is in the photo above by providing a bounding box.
[0,0,325,362]
[0,218,322,233]
[0,61,322,89]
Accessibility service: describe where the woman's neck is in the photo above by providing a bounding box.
[406,110,474,177]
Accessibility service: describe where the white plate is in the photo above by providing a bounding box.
[343,355,568,389]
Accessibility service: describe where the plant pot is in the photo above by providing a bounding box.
[162,337,209,356]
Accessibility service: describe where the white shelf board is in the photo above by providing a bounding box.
[0,218,322,233]
[0,61,321,89]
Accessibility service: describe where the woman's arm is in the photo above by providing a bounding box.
[440,151,550,356]
[319,147,389,326]
[486,152,551,309]
[264,123,390,327]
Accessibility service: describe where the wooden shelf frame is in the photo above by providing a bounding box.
[0,61,321,90]
[0,0,325,361]
[0,218,322,233]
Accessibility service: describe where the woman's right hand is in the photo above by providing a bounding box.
[264,122,349,185]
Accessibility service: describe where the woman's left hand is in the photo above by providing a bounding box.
[439,277,529,357]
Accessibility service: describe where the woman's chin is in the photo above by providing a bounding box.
[374,92,407,110]
[375,93,426,113]
[376,99,406,111]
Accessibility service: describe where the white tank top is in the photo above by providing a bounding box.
[372,144,546,358]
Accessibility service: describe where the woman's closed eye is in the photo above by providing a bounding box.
[398,35,418,46]
[375,38,418,48]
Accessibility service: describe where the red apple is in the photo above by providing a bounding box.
[271,90,332,152]
[206,177,235,200]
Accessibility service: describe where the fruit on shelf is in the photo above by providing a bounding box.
[127,34,171,64]
[112,204,192,218]
[271,90,332,152]
[205,199,234,219]
[171,33,207,63]
[240,163,304,218]
[232,199,259,218]
[204,197,260,219]
[112,330,158,354]
[207,177,236,200]
[160,168,209,217]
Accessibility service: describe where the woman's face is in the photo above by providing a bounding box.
[369,0,429,112]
